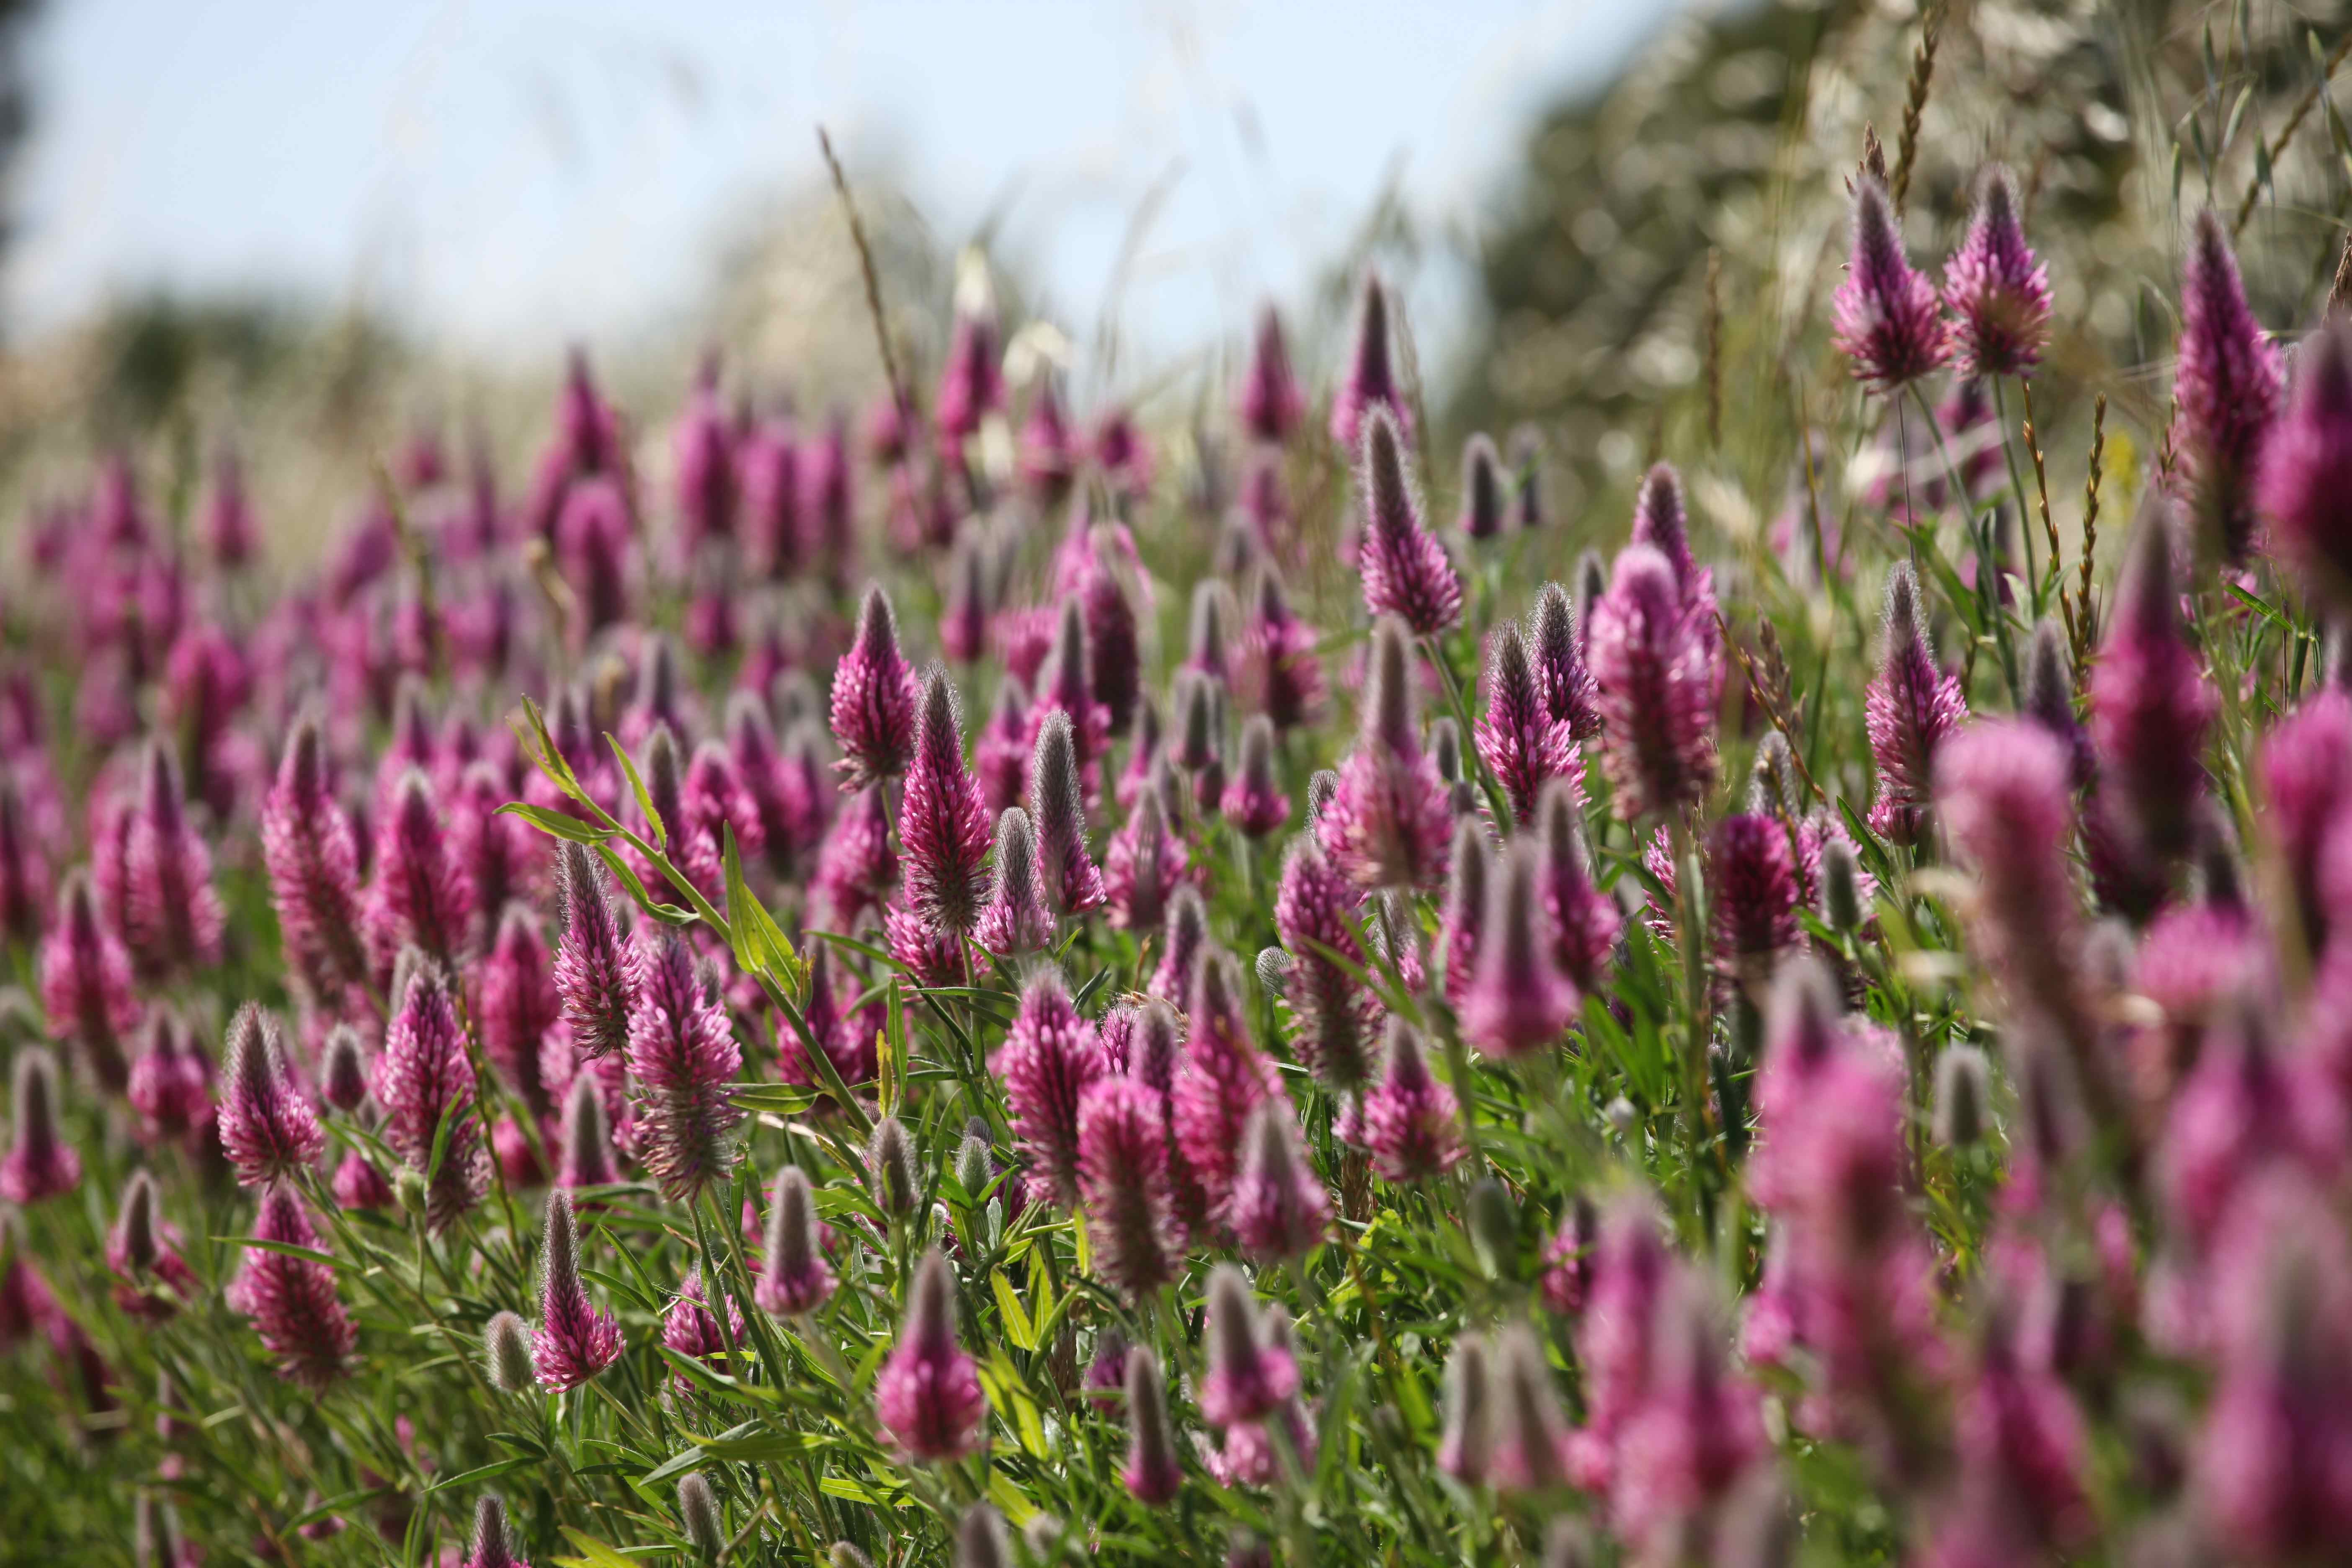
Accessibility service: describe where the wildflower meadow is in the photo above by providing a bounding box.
[9,4,2352,1565]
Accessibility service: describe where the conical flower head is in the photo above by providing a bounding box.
[1080,548,1143,737]
[1437,1333,1492,1483]
[1457,433,1507,540]
[1440,818,1491,1002]
[1000,969,1106,1206]
[1017,379,1078,505]
[366,767,475,972]
[126,1011,211,1144]
[868,1114,920,1220]
[1485,1323,1573,1493]
[1867,562,1970,844]
[557,1070,616,1189]
[1529,581,1598,740]
[1238,569,1326,732]
[1034,595,1112,769]
[1934,720,2084,1034]
[260,714,367,1000]
[831,586,921,789]
[2174,209,2282,563]
[1944,164,2050,378]
[1228,1096,1328,1262]
[1534,779,1620,991]
[1462,839,1579,1059]
[1588,543,1721,822]
[1832,175,1948,391]
[876,1251,989,1461]
[2089,508,2215,863]
[1151,883,1210,1002]
[1476,620,1578,824]
[232,1184,356,1390]
[535,1187,623,1390]
[2020,617,2092,785]
[1237,302,1306,444]
[1199,1264,1299,1428]
[553,841,641,1060]
[934,290,1004,443]
[1629,464,1700,597]
[1174,950,1287,1219]
[122,739,225,979]
[1361,1019,1464,1184]
[627,934,745,1201]
[1710,814,1800,995]
[1272,835,1378,1091]
[483,1310,536,1393]
[1330,271,1411,453]
[755,1164,837,1316]
[674,357,738,547]
[903,668,991,936]
[1030,711,1106,915]
[975,807,1054,957]
[1357,410,1462,635]
[2260,319,2352,604]
[1,1046,80,1204]
[39,874,135,1095]
[374,958,486,1232]
[977,677,1032,811]
[214,1005,321,1189]
[479,905,559,1119]
[1320,619,1453,891]
[1104,781,1189,931]
[1122,1344,1185,1504]
[1077,1075,1181,1301]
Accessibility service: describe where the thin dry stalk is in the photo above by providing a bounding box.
[816,126,912,422]
[1890,6,1942,214]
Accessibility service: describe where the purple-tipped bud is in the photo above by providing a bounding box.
[663,1264,743,1381]
[1030,711,1106,915]
[2175,209,2282,563]
[1121,1343,1185,1504]
[1151,883,1210,1003]
[1485,1323,1573,1493]
[2021,617,2092,785]
[1077,1075,1181,1300]
[375,959,487,1231]
[975,808,1055,958]
[831,587,921,790]
[1866,562,1969,844]
[903,669,991,936]
[628,934,744,1202]
[332,1150,393,1211]
[1080,551,1143,738]
[1440,818,1492,1002]
[1541,1194,1600,1317]
[1018,379,1079,505]
[1357,410,1463,635]
[122,740,225,979]
[876,1251,989,1461]
[40,874,135,1093]
[1944,165,2050,378]
[1199,1264,1298,1428]
[1238,570,1326,732]
[1438,1333,1492,1483]
[2260,320,2352,601]
[231,1185,355,1390]
[756,1165,836,1316]
[1002,970,1106,1206]
[534,1187,622,1390]
[260,715,368,1001]
[1457,434,1507,541]
[1228,1097,1328,1262]
[1832,175,1948,392]
[1462,840,1579,1060]
[941,525,993,662]
[1238,302,1306,444]
[674,358,738,547]
[1935,721,2085,1033]
[1170,669,1221,779]
[1272,835,1379,1091]
[553,842,642,1060]
[1320,618,1453,891]
[366,768,475,972]
[1188,579,1237,686]
[1709,814,1801,995]
[1588,544,1722,822]
[460,1494,528,1568]
[480,905,560,1119]
[1174,950,1287,1219]
[1630,464,1700,596]
[1477,621,1579,825]
[215,1006,321,1189]
[1,1046,79,1204]
[2090,508,2215,863]
[1034,595,1112,773]
[935,294,1004,444]
[1330,271,1411,454]
[810,784,898,931]
[955,1504,1010,1568]
[1535,779,1620,992]
[1362,1020,1464,1184]
[319,1025,369,1114]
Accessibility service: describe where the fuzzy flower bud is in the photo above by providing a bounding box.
[261,714,369,1000]
[903,669,991,936]
[1943,165,2050,378]
[1174,951,1287,1220]
[1589,544,1721,822]
[484,1310,536,1393]
[230,1184,356,1390]
[1462,839,1578,1059]
[1361,1019,1464,1184]
[756,1165,837,1317]
[1832,175,1947,392]
[39,875,136,1095]
[2174,209,2282,563]
[1477,621,1578,825]
[1357,410,1462,635]
[876,1250,989,1461]
[377,959,487,1231]
[1228,1097,1328,1262]
[1122,1343,1185,1504]
[1001,970,1107,1206]
[831,586,921,789]
[557,1067,616,1190]
[1486,1323,1573,1493]
[1438,1333,1492,1483]
[1270,835,1379,1091]
[1077,1075,1181,1301]
[1238,303,1306,444]
[1531,581,1599,740]
[462,1495,527,1568]
[534,1187,622,1390]
[2261,320,2352,603]
[2090,510,2215,865]
[1199,1264,1299,1428]
[1320,618,1453,891]
[215,1006,321,1189]
[975,807,1055,957]
[1866,563,1968,844]
[1030,711,1106,915]
[627,934,744,1202]
[366,768,475,973]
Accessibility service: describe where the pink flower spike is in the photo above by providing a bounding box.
[1588,543,1722,823]
[1461,839,1579,1060]
[1329,271,1412,454]
[1030,711,1106,916]
[1122,1344,1186,1505]
[754,1165,837,1317]
[975,808,1056,959]
[1272,835,1379,1093]
[1865,563,1969,845]
[2089,509,2215,866]
[2259,320,2352,603]
[626,933,745,1203]
[1173,950,1286,1220]
[375,958,487,1232]
[1,1047,80,1204]
[260,714,368,1002]
[1238,302,1306,444]
[1360,1020,1464,1184]
[1227,1097,1329,1263]
[1943,164,2051,379]
[1076,1075,1181,1301]
[552,841,642,1062]
[1832,175,1948,392]
[830,585,921,790]
[1319,618,1453,892]
[39,874,136,1094]
[2173,209,2282,564]
[1001,968,1106,1206]
[1198,1265,1298,1429]
[875,1251,989,1462]
[230,1184,356,1390]
[534,1187,623,1392]
[214,1006,322,1190]
[1356,410,1462,636]
[1475,620,1577,825]
[365,767,475,974]
[902,668,991,937]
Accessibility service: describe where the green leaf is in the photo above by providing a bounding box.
[606,733,665,848]
[493,800,611,844]
[593,844,695,926]
[990,1269,1036,1351]
[211,1236,353,1271]
[556,1528,640,1568]
[722,825,805,997]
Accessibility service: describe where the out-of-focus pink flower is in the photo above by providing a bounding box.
[1173,951,1287,1222]
[2259,320,2352,603]
[40,874,137,1094]
[366,768,475,977]
[2089,512,2215,867]
[1077,1075,1181,1300]
[1238,303,1307,444]
[1273,835,1380,1092]
[1329,272,1411,454]
[755,1164,837,1317]
[975,808,1055,959]
[1227,1098,1327,1262]
[875,1251,989,1462]
[1462,838,1579,1059]
[1588,544,1721,823]
[1,1047,79,1204]
[1359,1021,1462,1184]
[229,1184,355,1390]
[1319,619,1452,891]
[1000,970,1106,1207]
[2173,209,2282,564]
[1865,564,1968,844]
[977,678,1033,813]
[1199,1265,1298,1429]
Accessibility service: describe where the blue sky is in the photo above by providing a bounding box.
[7,0,1676,369]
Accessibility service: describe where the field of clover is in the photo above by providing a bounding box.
[10,9,2352,1565]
